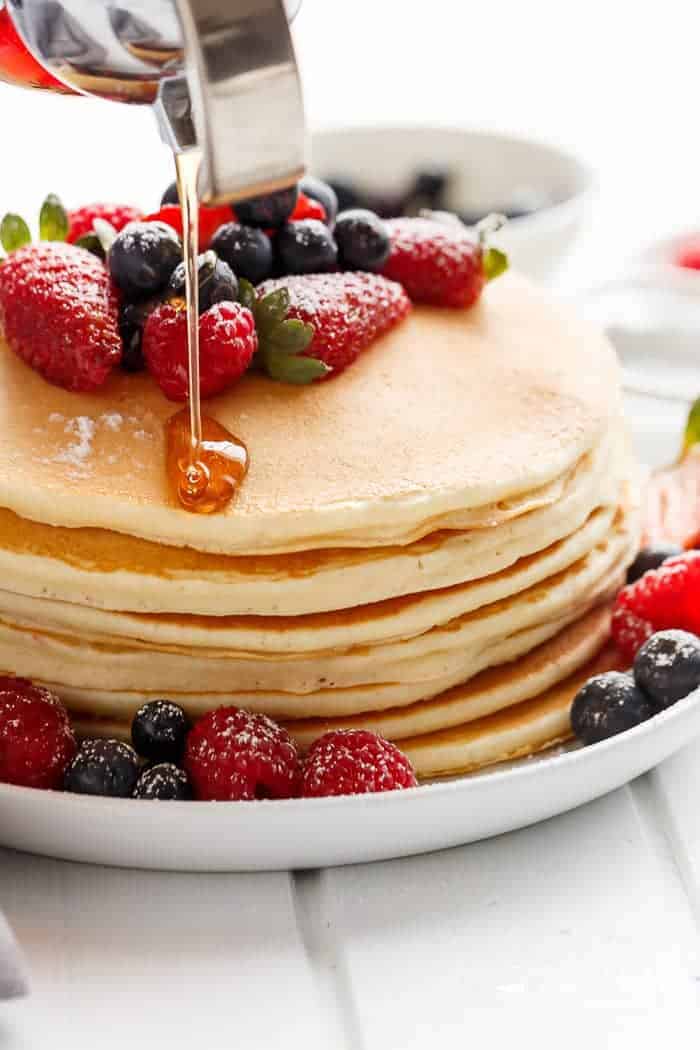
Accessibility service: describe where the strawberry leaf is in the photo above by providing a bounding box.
[683,398,700,453]
[256,288,291,334]
[483,246,508,282]
[262,351,330,384]
[0,213,31,253]
[237,277,257,312]
[267,318,314,355]
[39,194,69,242]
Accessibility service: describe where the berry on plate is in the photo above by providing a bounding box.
[108,220,182,299]
[143,299,257,401]
[210,222,273,284]
[570,671,655,745]
[0,677,76,789]
[289,190,327,224]
[63,739,140,797]
[334,208,391,272]
[166,250,238,313]
[256,271,411,382]
[184,706,301,801]
[118,297,161,373]
[301,729,418,798]
[627,543,683,584]
[134,763,192,800]
[611,551,700,662]
[0,242,122,391]
[235,185,298,229]
[67,203,143,245]
[633,630,700,708]
[131,699,190,763]
[143,203,234,251]
[299,176,338,228]
[381,216,507,308]
[276,219,338,275]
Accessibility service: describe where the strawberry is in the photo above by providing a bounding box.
[611,551,700,661]
[143,300,257,401]
[67,203,143,244]
[381,217,507,308]
[143,203,234,251]
[0,242,122,391]
[288,191,327,224]
[255,271,411,382]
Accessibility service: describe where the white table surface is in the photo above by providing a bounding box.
[3,2,700,1045]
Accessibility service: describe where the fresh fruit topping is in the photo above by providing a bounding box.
[0,242,122,391]
[64,739,140,797]
[39,194,70,242]
[240,282,323,384]
[142,203,234,251]
[184,706,301,801]
[67,203,143,245]
[411,168,450,211]
[0,212,31,253]
[299,176,338,228]
[131,699,190,764]
[118,297,161,372]
[134,763,192,800]
[571,671,655,745]
[161,181,180,207]
[256,271,411,382]
[611,551,700,662]
[627,543,684,584]
[289,191,327,224]
[334,209,391,272]
[209,222,273,284]
[381,216,506,308]
[166,250,238,313]
[644,398,700,550]
[675,236,700,270]
[326,178,363,214]
[235,185,298,229]
[301,729,418,797]
[108,220,182,299]
[0,677,76,790]
[143,299,257,401]
[276,219,338,275]
[633,630,700,708]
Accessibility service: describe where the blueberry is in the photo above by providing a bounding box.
[326,178,365,213]
[334,209,390,271]
[64,739,140,797]
[277,219,338,275]
[209,222,273,284]
[633,630,700,708]
[299,175,338,228]
[412,168,450,208]
[166,250,238,313]
[627,543,683,584]
[109,221,182,299]
[235,185,298,229]
[118,297,160,371]
[571,671,655,745]
[161,181,179,206]
[131,699,190,763]
[133,763,192,800]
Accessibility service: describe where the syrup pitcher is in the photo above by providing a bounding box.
[0,0,306,202]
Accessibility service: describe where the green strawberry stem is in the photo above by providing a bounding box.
[39,194,69,242]
[237,279,328,385]
[0,213,31,253]
[475,213,508,282]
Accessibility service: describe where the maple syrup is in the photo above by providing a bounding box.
[167,149,249,514]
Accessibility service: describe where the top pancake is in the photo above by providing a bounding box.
[0,273,621,555]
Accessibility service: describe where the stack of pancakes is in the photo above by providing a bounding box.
[0,275,637,776]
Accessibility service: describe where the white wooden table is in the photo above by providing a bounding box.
[3,2,700,1044]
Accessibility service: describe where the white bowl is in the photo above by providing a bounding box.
[311,125,594,283]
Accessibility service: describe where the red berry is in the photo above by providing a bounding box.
[611,551,700,661]
[143,300,257,401]
[302,730,418,798]
[0,242,122,391]
[258,271,411,376]
[289,191,327,224]
[66,203,143,244]
[184,706,301,801]
[676,237,700,271]
[144,203,234,250]
[381,217,485,308]
[0,677,77,789]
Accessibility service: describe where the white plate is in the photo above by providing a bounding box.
[1,689,699,871]
[311,125,594,283]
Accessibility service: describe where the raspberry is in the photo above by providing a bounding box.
[289,191,327,224]
[0,243,122,391]
[611,551,700,661]
[143,300,257,401]
[184,706,301,801]
[381,217,485,308]
[302,730,418,798]
[257,272,410,376]
[0,677,77,789]
[144,204,234,251]
[66,203,143,244]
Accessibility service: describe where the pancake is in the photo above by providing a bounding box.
[0,274,621,554]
